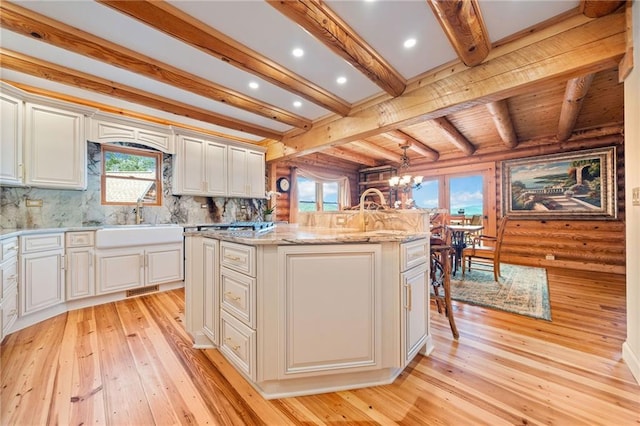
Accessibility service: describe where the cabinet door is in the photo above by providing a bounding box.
[66,247,95,300]
[227,146,249,197]
[25,103,86,189]
[278,245,381,377]
[204,140,227,196]
[145,244,184,285]
[246,149,265,198]
[174,135,205,195]
[401,264,428,365]
[22,250,65,315]
[202,239,219,345]
[0,92,23,186]
[1,286,18,339]
[96,249,144,294]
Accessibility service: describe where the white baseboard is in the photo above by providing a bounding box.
[622,341,640,385]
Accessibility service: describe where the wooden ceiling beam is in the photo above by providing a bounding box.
[351,141,400,163]
[323,147,378,167]
[580,0,625,18]
[267,0,406,97]
[0,2,311,131]
[485,100,518,148]
[557,73,595,142]
[431,117,476,155]
[0,49,283,140]
[268,12,625,161]
[97,0,351,116]
[382,130,440,161]
[426,0,491,67]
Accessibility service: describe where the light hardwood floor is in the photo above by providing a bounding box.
[2,267,639,425]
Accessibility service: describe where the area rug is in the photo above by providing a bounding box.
[450,263,552,320]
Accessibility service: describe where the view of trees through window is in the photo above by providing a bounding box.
[101,145,162,205]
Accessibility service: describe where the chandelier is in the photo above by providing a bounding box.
[388,144,423,192]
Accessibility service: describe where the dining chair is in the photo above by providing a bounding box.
[461,216,509,282]
[429,224,459,339]
[465,214,483,244]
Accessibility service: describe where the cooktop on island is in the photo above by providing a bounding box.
[196,221,275,232]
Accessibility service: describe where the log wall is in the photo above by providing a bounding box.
[268,138,626,274]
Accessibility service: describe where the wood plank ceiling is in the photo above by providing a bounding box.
[0,0,629,170]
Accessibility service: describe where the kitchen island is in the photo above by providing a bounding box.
[184,224,432,399]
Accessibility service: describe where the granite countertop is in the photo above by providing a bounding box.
[1,224,429,244]
[0,223,186,239]
[187,224,429,245]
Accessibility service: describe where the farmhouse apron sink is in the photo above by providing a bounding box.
[95,225,184,248]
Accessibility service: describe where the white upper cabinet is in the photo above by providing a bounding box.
[0,83,95,190]
[173,134,227,196]
[24,103,88,190]
[227,145,265,199]
[0,91,23,186]
[89,112,174,153]
[173,131,265,199]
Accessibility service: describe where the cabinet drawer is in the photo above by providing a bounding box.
[1,257,18,298]
[220,242,255,277]
[400,238,428,272]
[220,310,256,381]
[1,237,19,262]
[66,231,95,247]
[221,268,256,328]
[1,286,18,336]
[21,233,64,254]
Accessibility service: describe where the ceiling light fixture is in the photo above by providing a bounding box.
[292,48,304,57]
[248,81,259,89]
[389,144,422,208]
[293,100,302,108]
[404,38,417,49]
[336,76,347,85]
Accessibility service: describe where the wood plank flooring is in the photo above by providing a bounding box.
[2,267,639,425]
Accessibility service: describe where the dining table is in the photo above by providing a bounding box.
[447,224,484,275]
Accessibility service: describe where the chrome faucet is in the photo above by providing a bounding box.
[359,188,386,231]
[134,197,144,224]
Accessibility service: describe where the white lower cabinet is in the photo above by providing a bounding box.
[202,239,219,345]
[96,243,183,295]
[1,237,19,340]
[20,233,65,316]
[219,241,257,380]
[400,238,430,366]
[66,231,95,300]
[277,244,381,377]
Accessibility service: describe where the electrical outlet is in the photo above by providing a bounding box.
[26,198,43,207]
[336,216,346,225]
[633,187,640,207]
[545,254,555,260]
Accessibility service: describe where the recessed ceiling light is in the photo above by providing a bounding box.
[292,48,304,57]
[404,38,417,49]
[293,101,302,108]
[249,81,259,89]
[336,76,347,85]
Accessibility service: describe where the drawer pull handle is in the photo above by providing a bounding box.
[224,291,241,302]
[224,255,242,262]
[225,337,240,351]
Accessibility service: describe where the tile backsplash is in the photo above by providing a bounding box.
[0,142,265,229]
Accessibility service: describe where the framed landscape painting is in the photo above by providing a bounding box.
[502,147,617,219]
